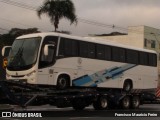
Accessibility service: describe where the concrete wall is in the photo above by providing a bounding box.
[93,26,144,48]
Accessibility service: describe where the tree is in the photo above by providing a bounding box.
[0,28,40,46]
[37,0,77,32]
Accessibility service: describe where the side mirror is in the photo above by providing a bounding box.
[44,44,54,56]
[2,46,11,57]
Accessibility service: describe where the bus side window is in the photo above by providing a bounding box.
[58,38,65,56]
[79,41,88,58]
[96,44,105,60]
[112,47,125,62]
[139,52,148,66]
[126,49,139,64]
[59,38,78,57]
[71,40,78,56]
[148,53,157,67]
[105,46,111,60]
[88,43,95,59]
[64,39,72,56]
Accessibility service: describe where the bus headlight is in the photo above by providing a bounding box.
[26,70,36,77]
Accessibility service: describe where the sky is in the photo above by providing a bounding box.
[0,0,160,36]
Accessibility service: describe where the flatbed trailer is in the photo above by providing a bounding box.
[0,80,159,110]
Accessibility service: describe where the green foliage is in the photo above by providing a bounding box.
[37,0,77,31]
[0,28,40,46]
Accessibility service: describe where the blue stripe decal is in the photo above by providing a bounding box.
[72,64,137,87]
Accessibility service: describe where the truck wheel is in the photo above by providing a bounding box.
[72,98,86,110]
[131,96,140,109]
[121,96,130,109]
[123,80,132,92]
[93,96,108,110]
[57,75,70,89]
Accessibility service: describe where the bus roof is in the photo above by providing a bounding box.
[17,32,157,54]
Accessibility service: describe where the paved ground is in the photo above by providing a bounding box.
[0,104,160,120]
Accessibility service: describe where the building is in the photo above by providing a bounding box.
[91,26,160,88]
[93,26,160,52]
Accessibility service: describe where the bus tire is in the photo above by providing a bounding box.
[121,96,130,109]
[123,80,132,92]
[93,96,108,110]
[131,96,140,109]
[57,75,70,89]
[72,98,86,110]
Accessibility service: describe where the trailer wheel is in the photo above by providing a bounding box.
[93,96,108,110]
[57,75,70,89]
[72,98,86,110]
[123,80,132,92]
[131,96,140,109]
[121,96,130,109]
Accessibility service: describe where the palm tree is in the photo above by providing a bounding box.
[37,0,77,32]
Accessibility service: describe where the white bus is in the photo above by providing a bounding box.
[2,32,158,91]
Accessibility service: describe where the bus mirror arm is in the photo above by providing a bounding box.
[44,44,55,56]
[2,46,11,57]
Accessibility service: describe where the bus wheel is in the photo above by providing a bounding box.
[72,98,86,110]
[131,96,140,109]
[93,96,108,110]
[57,75,70,89]
[121,96,130,109]
[123,80,132,92]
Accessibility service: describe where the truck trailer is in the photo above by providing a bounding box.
[0,32,159,110]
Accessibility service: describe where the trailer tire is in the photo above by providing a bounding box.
[123,80,132,92]
[121,96,130,109]
[57,75,70,89]
[72,98,86,110]
[93,96,108,110]
[131,96,140,109]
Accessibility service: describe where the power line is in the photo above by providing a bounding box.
[0,0,127,32]
[78,18,128,32]
[0,0,36,10]
[0,0,157,36]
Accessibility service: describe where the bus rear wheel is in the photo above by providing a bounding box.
[57,75,70,89]
[123,80,132,92]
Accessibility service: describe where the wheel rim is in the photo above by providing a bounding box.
[58,78,67,88]
[132,97,139,107]
[124,82,131,92]
[125,84,130,91]
[123,97,130,108]
[101,98,108,108]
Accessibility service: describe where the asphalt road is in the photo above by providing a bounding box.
[0,104,159,120]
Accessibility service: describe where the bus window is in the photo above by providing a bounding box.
[112,47,125,62]
[59,38,78,57]
[139,52,148,66]
[79,41,88,58]
[126,49,139,64]
[88,43,95,59]
[105,46,111,60]
[96,44,105,60]
[148,53,157,67]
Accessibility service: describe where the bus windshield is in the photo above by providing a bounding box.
[7,37,41,70]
